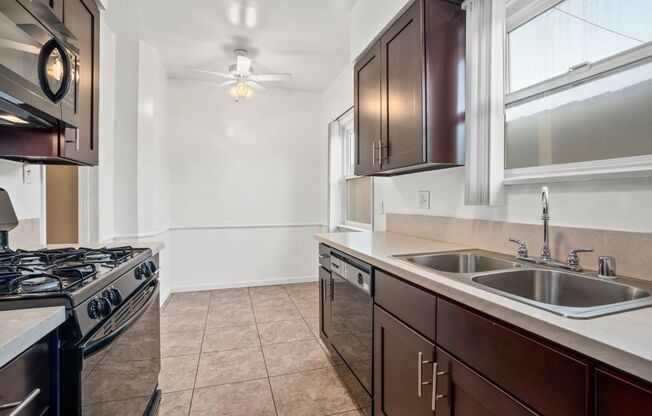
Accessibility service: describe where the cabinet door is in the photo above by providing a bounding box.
[595,367,652,416]
[380,0,425,171]
[354,41,382,176]
[374,305,435,416]
[435,348,537,416]
[319,267,333,341]
[62,0,99,165]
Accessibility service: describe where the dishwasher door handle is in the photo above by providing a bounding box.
[0,388,40,416]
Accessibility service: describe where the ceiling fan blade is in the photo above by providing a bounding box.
[247,80,266,91]
[236,55,252,74]
[250,73,293,82]
[189,67,235,79]
[217,80,237,88]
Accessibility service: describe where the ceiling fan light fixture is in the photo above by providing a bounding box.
[227,80,256,102]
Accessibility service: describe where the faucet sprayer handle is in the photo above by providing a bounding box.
[566,248,594,270]
[509,238,528,258]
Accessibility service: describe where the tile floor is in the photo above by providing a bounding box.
[158,282,364,416]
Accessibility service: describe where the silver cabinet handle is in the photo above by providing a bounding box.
[372,141,377,166]
[0,388,40,416]
[432,362,447,412]
[417,352,434,398]
[65,129,81,151]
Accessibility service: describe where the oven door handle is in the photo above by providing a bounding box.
[82,279,159,357]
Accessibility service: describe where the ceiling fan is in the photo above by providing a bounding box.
[190,49,292,102]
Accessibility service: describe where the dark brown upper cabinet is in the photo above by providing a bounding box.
[62,0,100,165]
[354,0,466,176]
[354,41,382,176]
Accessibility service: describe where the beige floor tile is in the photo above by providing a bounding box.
[253,304,301,323]
[329,411,365,416]
[305,317,321,338]
[202,324,260,352]
[294,300,319,318]
[160,389,192,416]
[172,291,212,302]
[159,355,199,393]
[270,368,358,416]
[283,282,318,292]
[257,319,313,345]
[162,300,209,316]
[160,312,207,334]
[211,287,250,299]
[262,339,331,376]
[249,285,286,295]
[190,379,276,416]
[286,287,319,304]
[250,291,294,308]
[161,331,203,357]
[205,307,255,328]
[209,295,251,312]
[195,347,267,388]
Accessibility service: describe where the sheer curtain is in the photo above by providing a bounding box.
[463,0,506,206]
[328,120,344,232]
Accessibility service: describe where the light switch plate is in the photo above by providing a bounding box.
[418,191,430,209]
[23,164,33,184]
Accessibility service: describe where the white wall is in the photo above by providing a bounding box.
[166,80,325,290]
[346,0,652,235]
[350,0,411,60]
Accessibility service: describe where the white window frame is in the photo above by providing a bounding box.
[503,0,652,184]
[338,110,373,231]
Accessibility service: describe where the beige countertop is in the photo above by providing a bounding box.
[315,231,652,383]
[0,307,66,368]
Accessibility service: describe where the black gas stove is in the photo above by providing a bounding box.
[0,189,161,415]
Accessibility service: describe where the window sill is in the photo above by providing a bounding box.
[504,155,652,185]
[337,223,372,233]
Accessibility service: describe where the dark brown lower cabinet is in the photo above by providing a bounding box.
[374,305,436,416]
[595,367,652,416]
[435,348,537,416]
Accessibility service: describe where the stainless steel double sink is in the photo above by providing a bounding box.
[394,250,652,319]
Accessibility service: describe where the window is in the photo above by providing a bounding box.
[328,109,372,231]
[504,0,652,182]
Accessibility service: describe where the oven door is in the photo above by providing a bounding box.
[79,279,160,416]
[0,0,78,127]
[330,261,373,394]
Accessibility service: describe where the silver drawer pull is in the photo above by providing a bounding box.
[0,388,40,416]
[432,362,448,412]
[417,352,434,397]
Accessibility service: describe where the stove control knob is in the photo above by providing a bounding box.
[148,261,157,274]
[141,263,152,278]
[88,297,111,319]
[135,264,146,280]
[102,288,122,306]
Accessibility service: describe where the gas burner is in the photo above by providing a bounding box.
[17,275,62,293]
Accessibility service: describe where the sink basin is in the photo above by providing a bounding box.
[398,251,521,274]
[472,269,652,318]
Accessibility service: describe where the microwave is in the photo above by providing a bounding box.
[0,0,79,130]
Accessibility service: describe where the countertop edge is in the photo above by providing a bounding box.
[315,232,652,383]
[0,307,66,368]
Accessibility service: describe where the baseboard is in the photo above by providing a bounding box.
[170,275,318,293]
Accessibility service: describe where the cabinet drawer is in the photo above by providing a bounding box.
[0,335,53,416]
[437,299,590,416]
[595,367,652,416]
[319,244,331,270]
[375,270,436,341]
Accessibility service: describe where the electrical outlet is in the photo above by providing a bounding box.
[23,164,33,184]
[418,191,430,209]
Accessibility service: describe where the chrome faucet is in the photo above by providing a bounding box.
[540,187,551,261]
[509,186,593,272]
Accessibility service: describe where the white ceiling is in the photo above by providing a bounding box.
[106,0,356,92]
